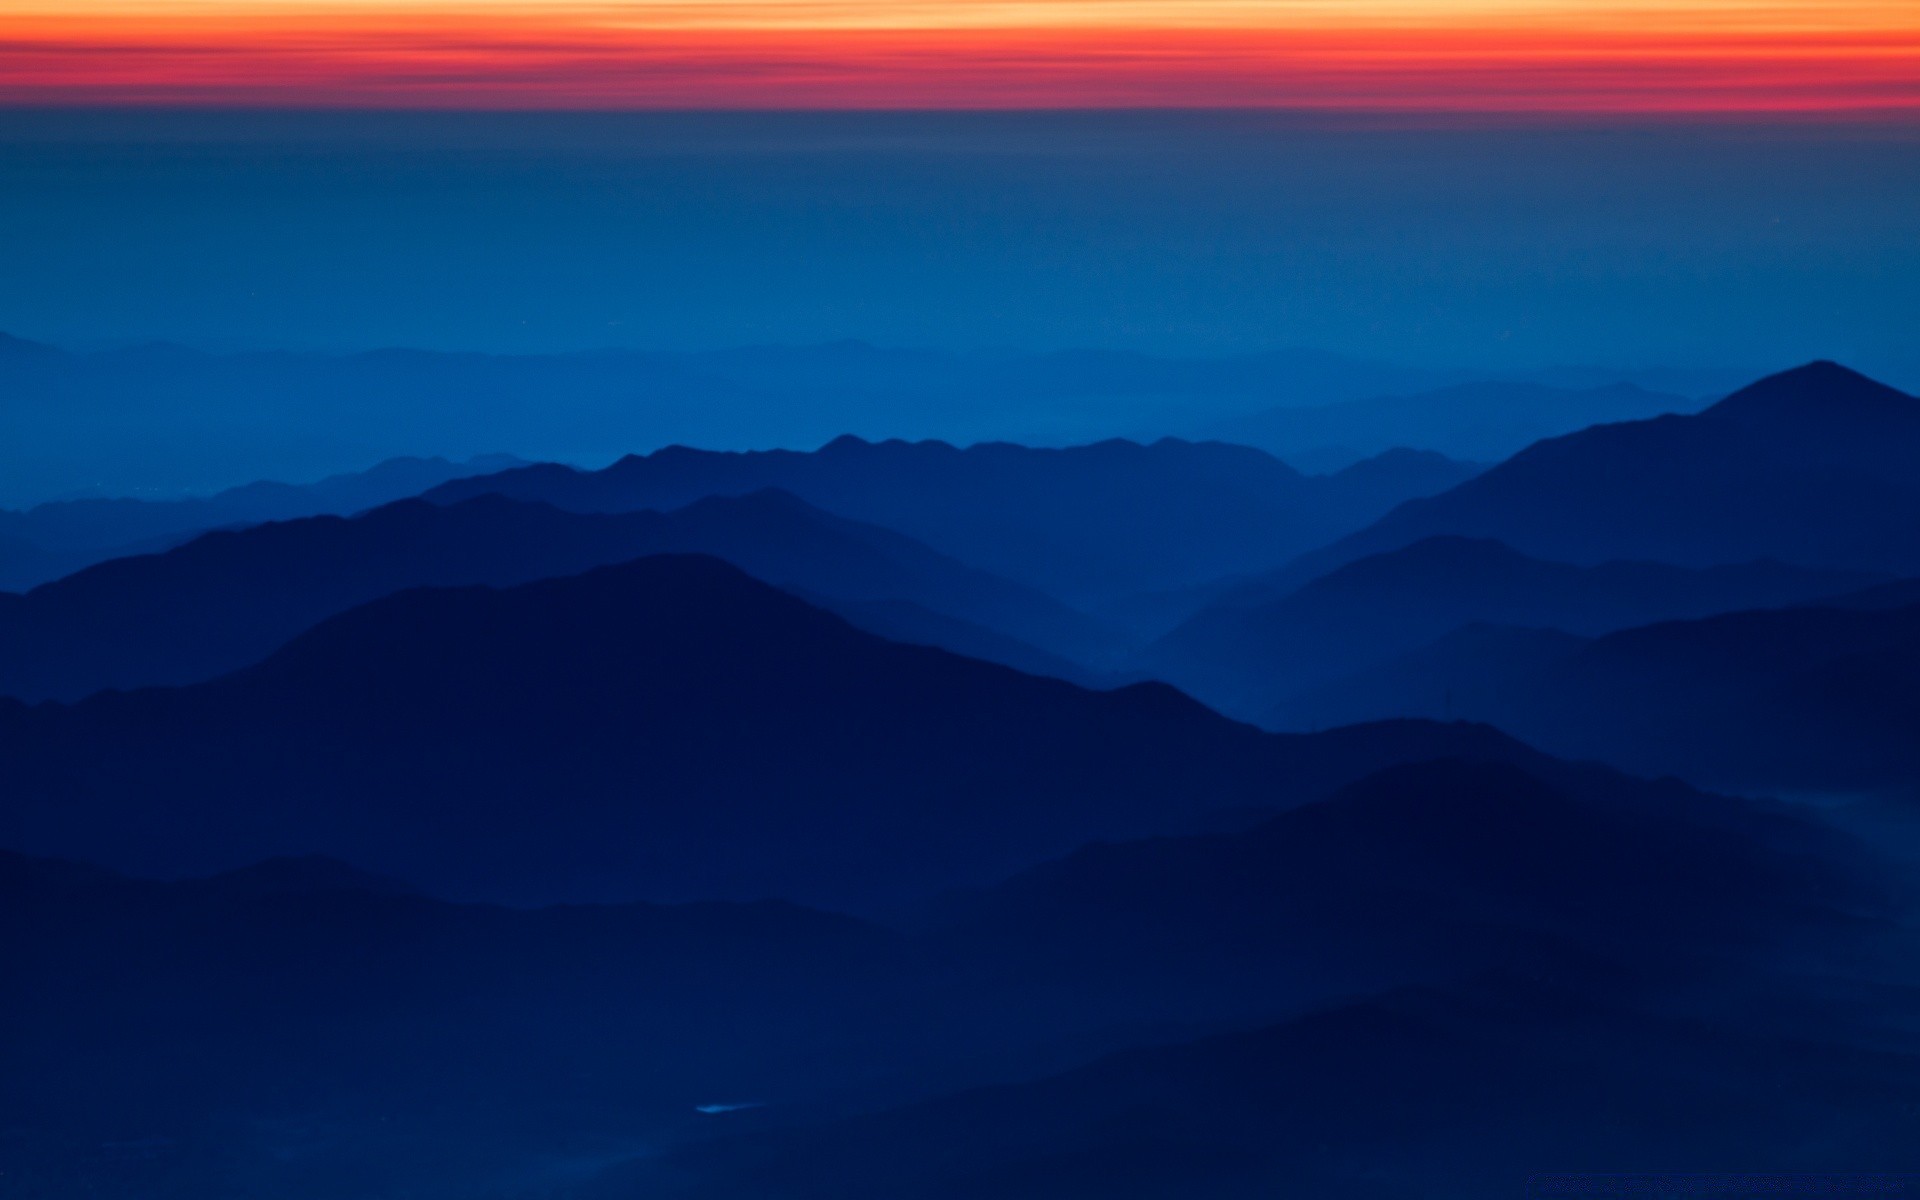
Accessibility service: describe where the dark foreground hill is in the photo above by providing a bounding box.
[637,977,1920,1200]
[424,436,1478,604]
[612,766,1907,1200]
[3,754,1895,1200]
[0,555,1537,910]
[1264,362,1920,589]
[1140,536,1878,718]
[0,490,1115,702]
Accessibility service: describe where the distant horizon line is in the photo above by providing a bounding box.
[0,326,1772,380]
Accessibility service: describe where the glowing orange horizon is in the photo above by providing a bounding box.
[2,1,1916,113]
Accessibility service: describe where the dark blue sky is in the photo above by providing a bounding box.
[1,110,1916,378]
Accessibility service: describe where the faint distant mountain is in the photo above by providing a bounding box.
[1278,595,1920,799]
[1269,363,1920,587]
[0,335,1480,506]
[1209,380,1704,464]
[0,555,1543,910]
[426,438,1476,604]
[0,454,523,591]
[1138,536,1882,719]
[0,491,1116,702]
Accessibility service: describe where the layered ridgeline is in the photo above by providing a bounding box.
[1255,362,1920,594]
[1139,536,1879,720]
[0,333,1465,508]
[0,490,1122,703]
[1276,585,1920,801]
[0,455,523,592]
[4,754,1901,1199]
[0,555,1541,911]
[423,437,1479,606]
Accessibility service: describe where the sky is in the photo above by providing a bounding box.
[1,0,1918,112]
[0,4,1916,378]
[0,109,1916,380]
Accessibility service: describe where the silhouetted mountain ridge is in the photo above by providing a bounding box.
[0,555,1549,910]
[0,489,1116,702]
[1262,363,1920,588]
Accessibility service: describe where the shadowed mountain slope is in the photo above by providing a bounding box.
[424,437,1477,604]
[0,555,1543,910]
[1140,536,1881,719]
[1277,597,1920,800]
[0,490,1117,703]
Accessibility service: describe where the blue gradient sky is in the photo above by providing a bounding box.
[1,110,1916,378]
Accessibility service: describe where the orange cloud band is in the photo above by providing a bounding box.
[2,8,1916,112]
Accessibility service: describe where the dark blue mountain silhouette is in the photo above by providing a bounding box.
[423,437,1478,604]
[1277,595,1920,799]
[0,454,524,591]
[1140,536,1881,719]
[928,756,1876,1033]
[1264,362,1920,588]
[0,555,1540,910]
[0,490,1115,702]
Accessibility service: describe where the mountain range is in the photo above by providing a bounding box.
[6,351,1920,1199]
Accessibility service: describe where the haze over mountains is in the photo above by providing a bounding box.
[1276,591,1920,802]
[423,436,1479,604]
[0,454,523,591]
[1144,536,1885,720]
[0,329,1727,506]
[1205,378,1708,465]
[5,356,1920,1198]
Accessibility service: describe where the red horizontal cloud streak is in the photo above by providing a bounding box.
[1,26,1915,113]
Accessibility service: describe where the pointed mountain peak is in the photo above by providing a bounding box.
[1705,361,1916,424]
